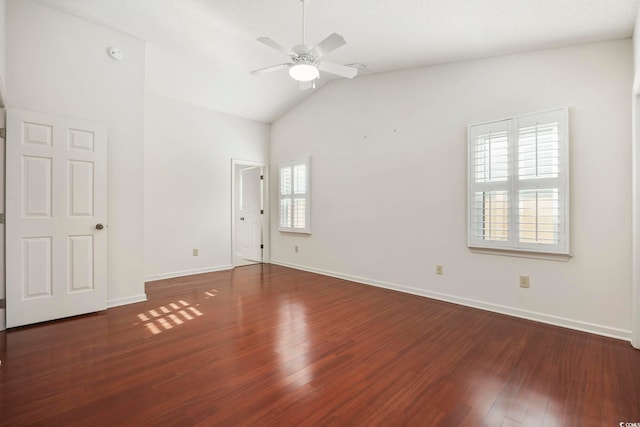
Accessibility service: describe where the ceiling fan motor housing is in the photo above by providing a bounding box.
[292,44,313,55]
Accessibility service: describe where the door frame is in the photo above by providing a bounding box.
[231,159,269,266]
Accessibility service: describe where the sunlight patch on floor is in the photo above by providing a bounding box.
[136,299,204,335]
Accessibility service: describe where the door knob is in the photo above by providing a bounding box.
[96,223,104,230]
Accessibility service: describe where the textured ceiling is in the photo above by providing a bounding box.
[35,0,639,123]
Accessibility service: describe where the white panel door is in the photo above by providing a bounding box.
[238,167,263,262]
[6,108,107,328]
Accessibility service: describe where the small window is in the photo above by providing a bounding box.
[279,157,311,233]
[468,108,569,255]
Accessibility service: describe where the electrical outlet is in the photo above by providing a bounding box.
[193,248,199,256]
[519,275,530,288]
[436,265,443,275]
[294,245,299,253]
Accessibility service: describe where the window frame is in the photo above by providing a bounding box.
[467,108,570,256]
[278,157,311,234]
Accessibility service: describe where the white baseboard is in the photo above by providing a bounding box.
[144,265,233,282]
[107,294,148,309]
[270,259,632,342]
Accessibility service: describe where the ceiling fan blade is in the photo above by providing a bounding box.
[318,62,358,79]
[250,63,291,75]
[299,80,315,91]
[310,33,346,59]
[257,37,293,57]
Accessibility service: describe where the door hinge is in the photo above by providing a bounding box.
[0,128,5,139]
[260,209,264,214]
[260,175,264,180]
[0,299,5,309]
[260,244,264,249]
[0,213,5,224]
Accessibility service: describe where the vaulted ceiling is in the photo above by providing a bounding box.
[36,0,639,123]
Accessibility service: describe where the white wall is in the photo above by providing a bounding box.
[633,94,640,349]
[144,93,269,280]
[0,0,6,105]
[635,10,640,92]
[6,0,146,307]
[271,40,633,340]
[0,0,6,330]
[632,10,640,348]
[0,112,4,331]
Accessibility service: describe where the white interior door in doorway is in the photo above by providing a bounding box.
[237,167,263,262]
[5,108,107,328]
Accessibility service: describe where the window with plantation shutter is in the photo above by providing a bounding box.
[468,108,569,255]
[279,157,311,233]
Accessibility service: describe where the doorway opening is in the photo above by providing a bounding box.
[231,159,268,268]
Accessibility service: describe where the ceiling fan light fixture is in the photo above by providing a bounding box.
[289,63,319,81]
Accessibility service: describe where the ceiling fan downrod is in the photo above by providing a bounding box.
[301,0,306,45]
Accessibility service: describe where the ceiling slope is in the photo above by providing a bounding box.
[35,0,639,123]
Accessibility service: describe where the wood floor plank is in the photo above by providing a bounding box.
[1,264,639,426]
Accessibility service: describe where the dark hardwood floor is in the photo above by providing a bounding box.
[0,264,639,426]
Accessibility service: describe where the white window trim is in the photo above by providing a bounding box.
[279,157,311,234]
[467,108,570,256]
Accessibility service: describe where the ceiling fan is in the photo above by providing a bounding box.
[251,0,359,90]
